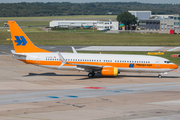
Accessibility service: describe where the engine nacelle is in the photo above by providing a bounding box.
[101,67,118,76]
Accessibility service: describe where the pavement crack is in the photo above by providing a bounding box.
[63,103,85,108]
[99,97,112,102]
[72,104,85,108]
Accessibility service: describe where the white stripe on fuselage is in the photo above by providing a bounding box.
[23,52,169,64]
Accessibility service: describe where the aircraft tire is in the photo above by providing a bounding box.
[88,72,95,78]
[88,73,93,78]
[158,74,162,78]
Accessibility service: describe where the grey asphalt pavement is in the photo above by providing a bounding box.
[1,82,180,105]
[0,55,180,120]
[0,45,180,55]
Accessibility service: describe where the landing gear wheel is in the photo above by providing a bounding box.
[88,72,95,78]
[158,74,162,78]
[88,73,93,78]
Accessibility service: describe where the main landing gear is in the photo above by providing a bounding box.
[88,71,95,78]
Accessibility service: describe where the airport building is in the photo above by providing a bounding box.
[138,14,180,33]
[128,11,151,20]
[50,20,97,28]
[160,14,180,33]
[151,15,174,19]
[50,20,119,31]
[96,21,119,30]
[138,20,160,30]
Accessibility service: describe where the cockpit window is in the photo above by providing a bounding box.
[164,61,171,63]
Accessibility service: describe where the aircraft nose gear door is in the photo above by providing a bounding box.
[155,59,160,67]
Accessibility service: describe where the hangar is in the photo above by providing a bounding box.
[50,20,119,31]
[49,20,97,28]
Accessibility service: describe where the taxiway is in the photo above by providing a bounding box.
[0,55,180,120]
[0,45,180,55]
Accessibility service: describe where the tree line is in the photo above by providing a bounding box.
[0,2,180,17]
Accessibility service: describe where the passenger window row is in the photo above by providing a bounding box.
[46,59,60,61]
[46,59,150,64]
[115,60,150,63]
[66,59,101,62]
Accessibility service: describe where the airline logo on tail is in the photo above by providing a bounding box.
[9,21,50,53]
[15,36,27,46]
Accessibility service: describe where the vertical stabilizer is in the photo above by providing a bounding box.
[8,21,50,53]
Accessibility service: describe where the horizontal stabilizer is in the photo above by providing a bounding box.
[11,50,26,56]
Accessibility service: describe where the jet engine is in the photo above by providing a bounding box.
[101,67,118,76]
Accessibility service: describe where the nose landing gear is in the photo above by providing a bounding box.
[158,73,164,78]
[158,74,162,78]
[158,72,167,78]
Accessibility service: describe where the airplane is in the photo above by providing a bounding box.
[8,21,178,78]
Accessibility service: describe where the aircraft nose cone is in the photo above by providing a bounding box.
[172,64,178,69]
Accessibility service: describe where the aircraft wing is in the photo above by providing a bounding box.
[70,63,112,72]
[71,63,104,69]
[57,52,111,71]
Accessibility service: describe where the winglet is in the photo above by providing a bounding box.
[57,52,67,68]
[71,46,78,54]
